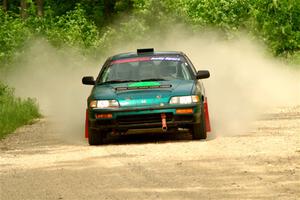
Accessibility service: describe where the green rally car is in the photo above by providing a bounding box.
[82,48,211,145]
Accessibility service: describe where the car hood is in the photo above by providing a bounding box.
[90,80,195,107]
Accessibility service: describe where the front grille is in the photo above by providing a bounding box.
[117,113,173,125]
[96,119,113,125]
[174,115,194,122]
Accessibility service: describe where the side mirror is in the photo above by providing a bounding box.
[82,76,95,85]
[196,70,210,79]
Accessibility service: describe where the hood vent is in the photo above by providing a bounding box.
[115,84,172,91]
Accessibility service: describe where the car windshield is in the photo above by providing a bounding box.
[99,56,193,84]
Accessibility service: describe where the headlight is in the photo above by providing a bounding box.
[169,95,199,104]
[89,100,119,108]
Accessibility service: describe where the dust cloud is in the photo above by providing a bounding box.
[106,32,300,135]
[165,35,300,135]
[3,39,100,142]
[3,33,300,141]
[160,34,300,135]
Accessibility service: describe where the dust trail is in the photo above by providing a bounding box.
[158,35,300,135]
[3,39,100,143]
[184,38,300,135]
[103,33,300,135]
[3,33,300,140]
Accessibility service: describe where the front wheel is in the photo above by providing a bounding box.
[192,106,207,140]
[88,128,105,145]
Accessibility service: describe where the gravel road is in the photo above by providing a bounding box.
[1,106,300,200]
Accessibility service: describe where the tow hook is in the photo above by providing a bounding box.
[161,113,167,132]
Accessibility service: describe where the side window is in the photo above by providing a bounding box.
[96,59,111,83]
[180,62,192,80]
[184,55,197,75]
[99,66,111,82]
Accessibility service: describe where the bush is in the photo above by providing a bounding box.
[0,5,102,66]
[0,82,40,139]
[158,0,300,57]
[0,9,31,65]
[169,0,251,31]
[250,0,300,56]
[43,5,101,49]
[1,0,300,60]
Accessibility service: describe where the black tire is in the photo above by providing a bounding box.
[192,106,207,140]
[88,128,105,145]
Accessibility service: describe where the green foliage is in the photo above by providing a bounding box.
[0,9,31,65]
[0,5,101,65]
[0,82,40,139]
[162,0,300,57]
[170,0,251,31]
[1,0,298,61]
[43,5,101,49]
[287,52,300,67]
[98,0,180,50]
[43,0,134,26]
[250,0,300,55]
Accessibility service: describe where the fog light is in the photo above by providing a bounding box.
[96,114,113,119]
[176,108,193,114]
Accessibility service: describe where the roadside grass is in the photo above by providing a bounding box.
[0,82,40,139]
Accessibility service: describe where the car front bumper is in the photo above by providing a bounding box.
[88,104,201,131]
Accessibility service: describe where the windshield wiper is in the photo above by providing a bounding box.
[99,80,138,84]
[139,78,166,82]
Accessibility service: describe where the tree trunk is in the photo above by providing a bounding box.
[36,0,43,17]
[20,0,28,19]
[103,0,115,23]
[3,0,8,12]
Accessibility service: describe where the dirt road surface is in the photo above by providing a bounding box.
[1,106,300,200]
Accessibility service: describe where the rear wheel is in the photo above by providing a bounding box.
[192,106,207,140]
[88,128,105,145]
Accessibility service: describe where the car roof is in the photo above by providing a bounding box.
[111,51,185,61]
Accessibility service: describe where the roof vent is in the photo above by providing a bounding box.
[137,48,154,54]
